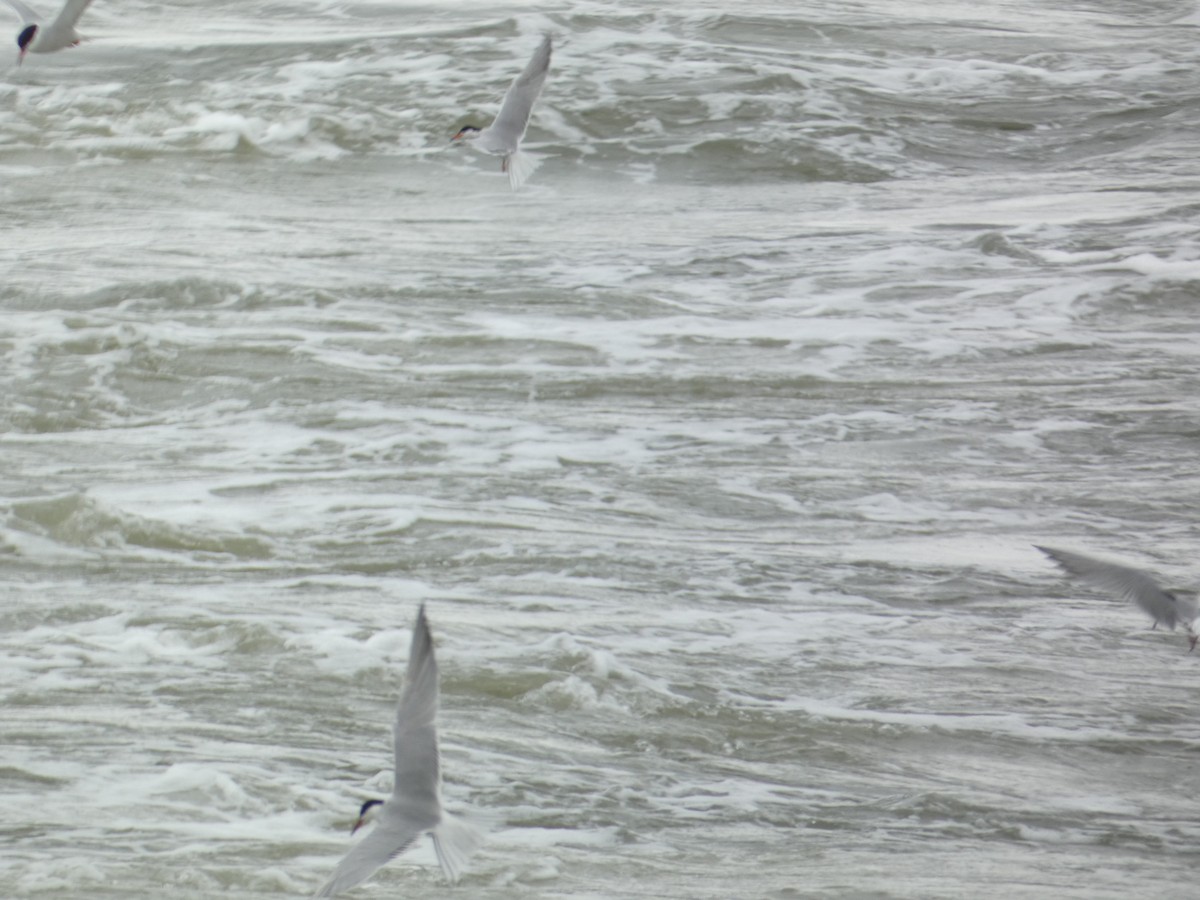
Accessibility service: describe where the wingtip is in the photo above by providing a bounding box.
[531,32,552,67]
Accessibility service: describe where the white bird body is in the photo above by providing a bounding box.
[1036,545,1199,649]
[451,34,552,189]
[3,0,93,63]
[314,606,483,896]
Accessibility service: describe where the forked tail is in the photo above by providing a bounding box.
[504,149,542,191]
[431,812,486,883]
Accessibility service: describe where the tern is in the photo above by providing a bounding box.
[3,0,93,65]
[451,34,552,190]
[1036,545,1199,651]
[314,606,483,896]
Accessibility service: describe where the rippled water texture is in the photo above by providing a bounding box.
[4,1,1200,897]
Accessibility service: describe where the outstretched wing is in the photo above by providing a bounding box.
[394,607,487,883]
[484,34,551,153]
[1036,545,1187,630]
[392,604,442,814]
[313,812,423,897]
[50,0,92,29]
[35,0,92,47]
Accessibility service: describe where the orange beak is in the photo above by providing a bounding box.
[350,816,367,835]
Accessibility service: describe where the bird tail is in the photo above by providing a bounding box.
[431,811,486,883]
[504,149,542,191]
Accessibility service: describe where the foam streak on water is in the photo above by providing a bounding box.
[3,1,1200,897]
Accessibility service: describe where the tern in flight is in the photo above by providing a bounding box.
[1036,545,1199,651]
[451,34,552,190]
[2,0,93,64]
[314,606,483,896]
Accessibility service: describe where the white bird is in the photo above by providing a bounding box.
[450,34,552,190]
[2,0,93,65]
[1036,545,1199,651]
[314,606,483,896]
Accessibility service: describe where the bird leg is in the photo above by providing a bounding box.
[1189,629,1198,653]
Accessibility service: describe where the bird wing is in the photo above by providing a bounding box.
[34,0,91,47]
[392,604,442,814]
[312,811,424,897]
[1035,545,1185,630]
[2,0,41,25]
[483,34,551,153]
[50,0,92,29]
[314,607,444,897]
[392,606,486,883]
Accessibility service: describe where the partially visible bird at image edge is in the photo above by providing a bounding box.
[2,0,93,64]
[1036,545,1199,651]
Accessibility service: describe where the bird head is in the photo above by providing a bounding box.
[450,125,481,143]
[351,798,384,835]
[16,24,36,65]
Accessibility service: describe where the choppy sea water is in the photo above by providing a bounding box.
[4,1,1200,897]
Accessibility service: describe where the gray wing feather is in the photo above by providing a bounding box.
[51,0,92,29]
[392,605,441,811]
[2,0,41,24]
[1036,545,1192,630]
[482,34,551,153]
[35,0,91,46]
[313,815,422,897]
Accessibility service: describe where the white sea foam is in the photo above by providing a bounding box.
[4,2,1200,898]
